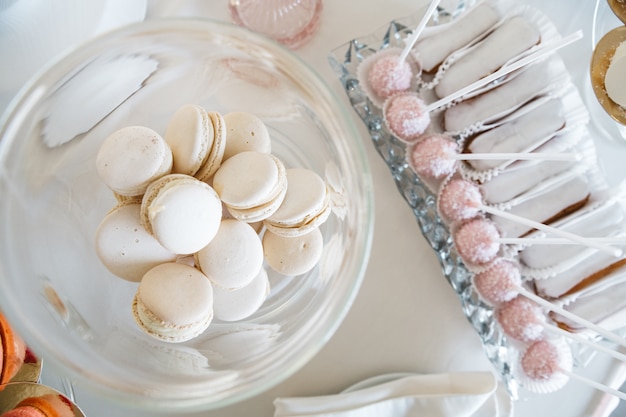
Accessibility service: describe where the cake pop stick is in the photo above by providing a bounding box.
[438,178,621,257]
[426,30,583,112]
[398,0,442,64]
[407,133,580,180]
[519,338,626,401]
[473,260,626,350]
[496,296,626,362]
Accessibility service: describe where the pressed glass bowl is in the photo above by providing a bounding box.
[0,18,374,411]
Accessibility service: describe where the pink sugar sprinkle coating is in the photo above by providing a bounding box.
[367,54,413,99]
[453,218,500,266]
[438,178,483,222]
[384,93,430,142]
[496,296,545,343]
[521,339,563,380]
[473,259,522,306]
[408,134,458,180]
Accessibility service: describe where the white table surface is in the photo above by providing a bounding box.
[4,0,626,416]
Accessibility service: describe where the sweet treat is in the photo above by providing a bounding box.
[95,125,173,197]
[194,111,227,182]
[264,168,330,237]
[0,312,26,385]
[212,267,270,322]
[411,3,501,73]
[437,177,484,223]
[488,173,590,238]
[496,296,545,343]
[195,219,264,290]
[95,202,177,282]
[226,184,287,223]
[164,104,215,176]
[406,134,458,180]
[263,227,324,276]
[605,40,626,108]
[223,111,271,160]
[10,394,74,417]
[472,259,522,306]
[132,262,214,342]
[383,92,430,143]
[452,217,501,269]
[140,174,222,255]
[213,151,287,210]
[464,98,567,172]
[518,338,572,394]
[434,15,541,98]
[443,58,568,134]
[366,52,414,100]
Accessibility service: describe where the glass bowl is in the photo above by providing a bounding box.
[0,18,374,411]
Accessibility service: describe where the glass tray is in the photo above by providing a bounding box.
[327,4,520,398]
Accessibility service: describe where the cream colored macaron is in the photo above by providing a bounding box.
[262,227,324,276]
[212,267,270,322]
[96,125,173,197]
[223,111,271,160]
[264,168,331,236]
[95,202,178,282]
[195,219,264,289]
[195,111,227,182]
[165,104,215,176]
[132,262,214,343]
[213,151,287,210]
[140,173,222,255]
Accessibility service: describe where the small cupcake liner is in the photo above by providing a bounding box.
[515,337,573,395]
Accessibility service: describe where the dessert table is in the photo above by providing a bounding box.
[3,0,625,416]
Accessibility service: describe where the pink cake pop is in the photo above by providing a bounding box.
[384,93,430,143]
[518,338,573,394]
[367,54,414,100]
[472,259,521,306]
[518,338,626,401]
[407,134,580,181]
[452,217,501,268]
[496,296,545,343]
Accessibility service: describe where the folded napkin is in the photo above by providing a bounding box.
[274,372,512,417]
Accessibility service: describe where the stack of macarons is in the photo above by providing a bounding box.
[0,393,74,417]
[94,105,332,343]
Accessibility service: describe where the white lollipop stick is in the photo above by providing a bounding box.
[545,324,626,363]
[451,152,581,161]
[398,0,442,63]
[565,370,626,402]
[482,206,623,257]
[427,30,583,112]
[517,286,626,349]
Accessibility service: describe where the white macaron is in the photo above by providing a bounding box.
[95,202,177,282]
[140,173,222,255]
[212,267,270,322]
[262,226,324,276]
[165,104,215,176]
[223,111,271,160]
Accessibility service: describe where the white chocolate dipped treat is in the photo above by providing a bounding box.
[212,267,270,322]
[96,125,173,197]
[464,98,567,172]
[605,40,626,108]
[411,2,501,73]
[195,219,264,289]
[213,151,287,210]
[194,111,227,182]
[263,227,324,276]
[140,174,222,255]
[132,262,214,343]
[264,168,330,237]
[95,202,177,282]
[478,131,583,204]
[443,58,568,134]
[434,15,541,99]
[223,111,271,160]
[489,172,590,238]
[165,104,214,176]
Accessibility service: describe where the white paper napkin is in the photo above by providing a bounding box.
[274,372,512,417]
